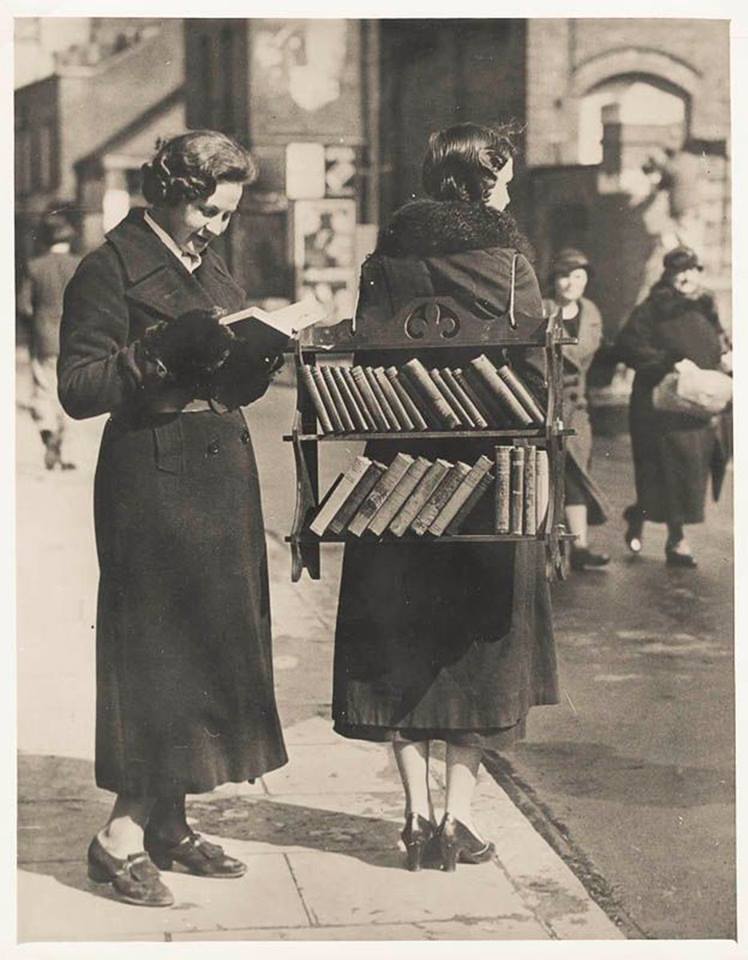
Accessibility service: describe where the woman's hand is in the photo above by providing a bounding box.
[209,338,285,409]
[142,307,234,386]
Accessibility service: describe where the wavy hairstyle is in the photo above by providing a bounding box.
[141,130,257,208]
[422,122,518,204]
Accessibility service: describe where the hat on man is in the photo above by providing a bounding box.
[663,245,703,274]
[548,247,592,279]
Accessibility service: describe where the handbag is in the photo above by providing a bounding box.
[652,360,732,419]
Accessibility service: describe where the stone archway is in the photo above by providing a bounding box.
[570,47,701,104]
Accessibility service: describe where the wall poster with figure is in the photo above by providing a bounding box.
[292,197,357,322]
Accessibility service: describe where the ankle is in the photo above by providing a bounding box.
[97,824,144,859]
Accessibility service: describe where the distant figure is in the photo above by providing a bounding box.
[544,248,609,571]
[17,210,81,469]
[616,246,730,567]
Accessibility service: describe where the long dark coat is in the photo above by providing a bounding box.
[58,209,287,796]
[332,200,559,747]
[615,281,725,526]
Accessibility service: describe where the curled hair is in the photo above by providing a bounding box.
[141,130,257,207]
[422,122,519,203]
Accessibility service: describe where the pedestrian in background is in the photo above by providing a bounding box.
[544,248,610,571]
[17,209,80,470]
[58,130,288,907]
[616,246,730,567]
[333,122,558,873]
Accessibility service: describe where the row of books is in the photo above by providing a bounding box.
[309,445,550,540]
[300,355,545,435]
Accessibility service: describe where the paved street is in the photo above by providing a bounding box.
[15,353,734,940]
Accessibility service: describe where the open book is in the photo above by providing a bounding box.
[217,298,328,357]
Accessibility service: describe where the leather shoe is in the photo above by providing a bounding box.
[437,814,495,872]
[570,547,611,571]
[87,836,174,907]
[145,828,247,878]
[665,546,697,568]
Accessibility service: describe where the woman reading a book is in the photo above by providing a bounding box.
[58,130,288,907]
[332,122,559,872]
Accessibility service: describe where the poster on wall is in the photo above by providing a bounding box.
[292,198,357,322]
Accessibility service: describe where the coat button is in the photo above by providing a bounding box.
[240,429,250,445]
[207,440,220,456]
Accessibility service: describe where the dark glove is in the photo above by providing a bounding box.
[142,307,234,388]
[209,337,285,410]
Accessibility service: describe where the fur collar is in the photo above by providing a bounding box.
[376,199,533,260]
[648,280,718,325]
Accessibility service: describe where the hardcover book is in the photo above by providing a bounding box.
[331,366,368,432]
[402,358,461,430]
[445,472,493,535]
[341,367,377,431]
[309,456,372,535]
[523,444,537,535]
[494,445,511,533]
[374,367,415,431]
[364,367,401,431]
[301,364,334,434]
[389,459,453,537]
[461,366,507,427]
[387,366,439,429]
[368,456,432,536]
[470,355,534,427]
[411,462,471,536]
[497,363,546,423]
[430,369,474,428]
[346,453,415,537]
[509,445,526,535]
[429,454,493,536]
[328,460,387,535]
[311,366,345,433]
[443,368,488,429]
[351,366,390,431]
[536,448,550,533]
[453,368,496,427]
[220,297,326,356]
[321,365,355,433]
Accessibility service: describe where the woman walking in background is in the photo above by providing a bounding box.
[543,248,609,572]
[58,130,288,907]
[332,123,558,872]
[616,246,730,567]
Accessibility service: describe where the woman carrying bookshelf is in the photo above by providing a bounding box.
[332,123,559,872]
[543,248,610,572]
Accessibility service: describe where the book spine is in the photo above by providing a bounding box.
[385,367,429,430]
[350,366,390,431]
[331,366,368,432]
[368,457,431,536]
[364,367,401,431]
[312,366,345,433]
[374,367,415,430]
[389,460,450,537]
[453,369,497,427]
[402,359,461,429]
[461,366,506,427]
[309,457,370,535]
[390,366,440,429]
[523,444,537,535]
[429,454,493,536]
[445,473,493,535]
[494,446,511,534]
[328,462,386,535]
[412,462,471,536]
[300,364,334,434]
[470,355,534,427]
[443,368,488,429]
[497,363,546,423]
[341,366,377,431]
[346,453,414,537]
[509,445,525,535]
[321,365,355,433]
[430,369,474,428]
[535,448,550,533]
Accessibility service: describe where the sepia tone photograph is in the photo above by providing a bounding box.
[10,11,740,949]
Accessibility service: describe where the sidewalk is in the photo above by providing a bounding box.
[16,362,625,943]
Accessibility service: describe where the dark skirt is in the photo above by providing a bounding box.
[93,408,287,796]
[332,476,559,749]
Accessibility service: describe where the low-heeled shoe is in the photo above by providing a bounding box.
[87,836,174,907]
[570,547,611,571]
[665,547,697,568]
[145,829,247,878]
[400,813,441,871]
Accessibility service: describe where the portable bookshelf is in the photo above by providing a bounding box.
[283,293,576,582]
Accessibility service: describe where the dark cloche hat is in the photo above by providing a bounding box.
[549,247,592,278]
[663,245,703,273]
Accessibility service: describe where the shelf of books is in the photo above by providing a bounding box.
[285,297,574,582]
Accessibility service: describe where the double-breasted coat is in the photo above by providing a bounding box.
[615,280,726,526]
[332,200,559,749]
[58,209,287,796]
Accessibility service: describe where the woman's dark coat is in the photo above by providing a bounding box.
[332,200,559,745]
[616,280,726,526]
[58,209,287,796]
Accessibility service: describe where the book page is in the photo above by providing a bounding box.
[220,297,329,336]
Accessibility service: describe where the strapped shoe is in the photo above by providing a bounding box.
[145,829,247,878]
[87,836,174,907]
